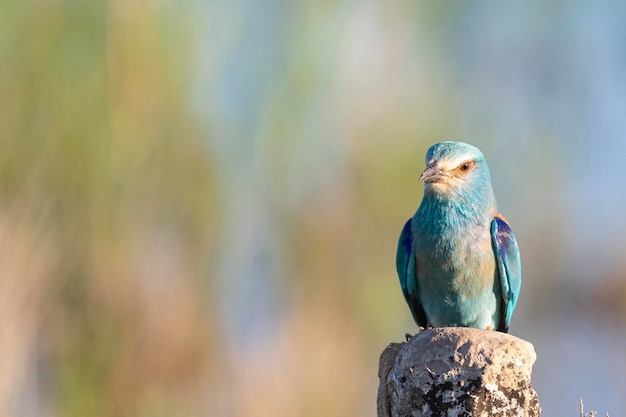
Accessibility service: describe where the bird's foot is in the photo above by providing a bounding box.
[406,326,434,341]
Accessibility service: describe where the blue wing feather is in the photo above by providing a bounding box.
[396,218,427,328]
[490,215,522,332]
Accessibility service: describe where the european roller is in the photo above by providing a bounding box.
[396,141,521,332]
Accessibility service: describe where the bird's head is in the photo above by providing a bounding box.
[420,141,494,201]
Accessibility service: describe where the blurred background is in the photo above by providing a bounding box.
[1,0,626,415]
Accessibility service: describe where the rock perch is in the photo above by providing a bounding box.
[377,327,540,417]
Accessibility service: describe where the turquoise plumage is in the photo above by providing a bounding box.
[396,141,521,332]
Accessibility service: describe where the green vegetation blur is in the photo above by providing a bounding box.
[2,1,626,416]
[0,1,217,415]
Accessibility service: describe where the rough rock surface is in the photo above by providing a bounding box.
[377,327,540,417]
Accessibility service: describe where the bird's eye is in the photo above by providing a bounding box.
[458,161,475,173]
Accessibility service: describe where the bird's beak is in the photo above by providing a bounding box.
[419,165,448,183]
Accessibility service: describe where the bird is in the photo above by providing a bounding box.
[396,141,521,333]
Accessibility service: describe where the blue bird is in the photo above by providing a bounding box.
[396,141,521,332]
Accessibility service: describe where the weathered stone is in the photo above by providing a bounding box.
[377,327,540,417]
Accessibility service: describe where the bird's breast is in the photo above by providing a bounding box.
[413,217,495,293]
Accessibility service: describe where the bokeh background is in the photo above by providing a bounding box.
[2,1,626,416]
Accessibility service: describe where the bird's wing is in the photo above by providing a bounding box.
[490,214,522,332]
[396,218,428,328]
